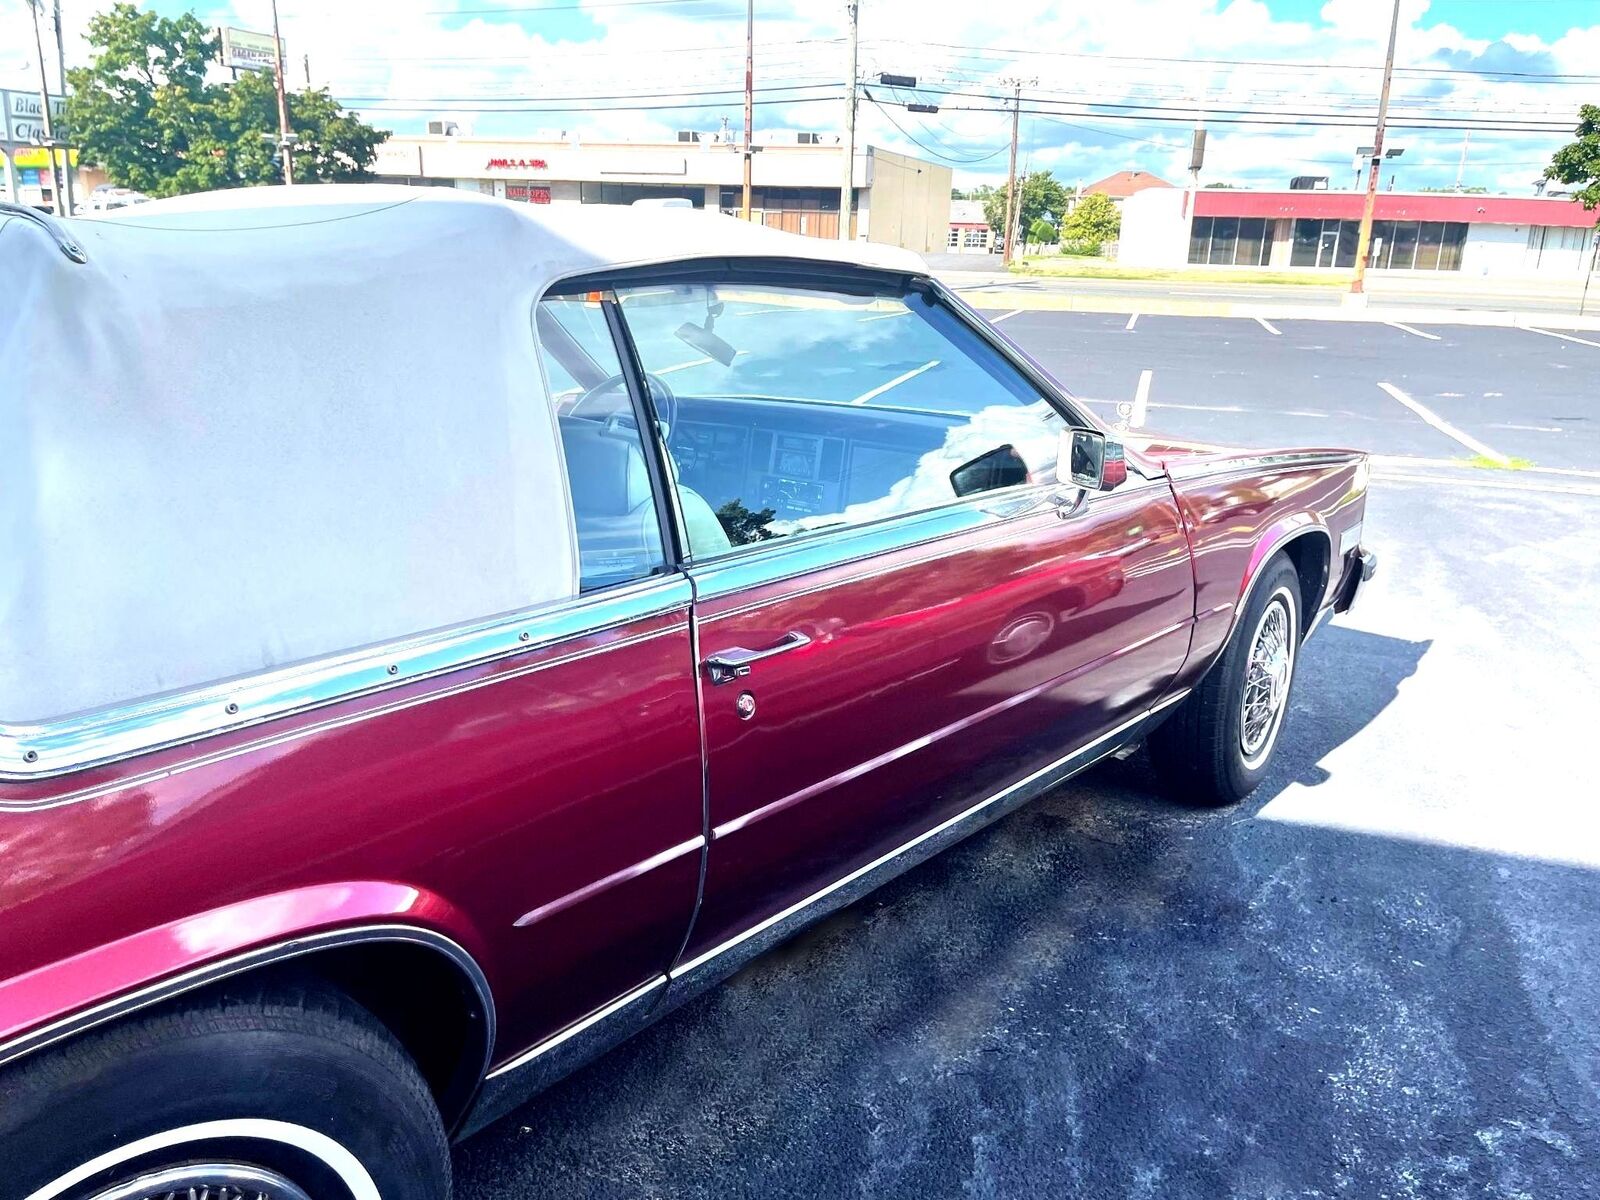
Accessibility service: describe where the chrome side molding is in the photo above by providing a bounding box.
[0,201,87,264]
[0,576,693,786]
[461,687,1191,1134]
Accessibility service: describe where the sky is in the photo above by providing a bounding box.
[2,0,1597,194]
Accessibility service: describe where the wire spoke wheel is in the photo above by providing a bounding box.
[1239,592,1294,765]
[85,1164,313,1200]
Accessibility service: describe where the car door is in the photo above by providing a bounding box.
[608,269,1196,965]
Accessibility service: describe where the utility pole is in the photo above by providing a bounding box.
[51,0,74,216]
[1350,0,1401,298]
[270,0,294,185]
[741,0,753,220]
[26,0,65,215]
[1454,129,1470,192]
[1581,228,1598,318]
[837,0,858,241]
[1001,79,1021,266]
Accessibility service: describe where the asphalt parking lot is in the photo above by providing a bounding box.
[455,313,1600,1198]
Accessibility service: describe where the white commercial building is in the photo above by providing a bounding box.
[371,132,952,254]
[1120,187,1598,279]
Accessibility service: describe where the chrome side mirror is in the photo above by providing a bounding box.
[1066,429,1128,492]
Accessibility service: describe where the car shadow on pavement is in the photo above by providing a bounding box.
[454,625,1600,1199]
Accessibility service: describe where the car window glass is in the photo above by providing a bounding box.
[613,280,1067,557]
[536,296,668,591]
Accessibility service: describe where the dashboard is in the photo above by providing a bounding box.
[667,395,960,524]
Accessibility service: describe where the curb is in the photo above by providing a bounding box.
[953,288,1600,332]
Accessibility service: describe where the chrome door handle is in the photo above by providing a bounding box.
[703,631,812,685]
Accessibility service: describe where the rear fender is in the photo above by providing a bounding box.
[0,882,495,1083]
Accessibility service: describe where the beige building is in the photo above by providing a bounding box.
[371,132,951,253]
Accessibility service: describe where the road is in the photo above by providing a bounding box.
[989,311,1600,471]
[455,313,1600,1199]
[927,254,1600,318]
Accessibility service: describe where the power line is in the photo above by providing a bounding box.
[339,81,837,103]
[353,93,842,113]
[859,37,1600,83]
[425,0,727,14]
[865,97,1007,164]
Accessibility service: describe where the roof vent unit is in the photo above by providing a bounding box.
[1289,175,1330,191]
[797,132,822,145]
[426,120,461,137]
[677,130,702,143]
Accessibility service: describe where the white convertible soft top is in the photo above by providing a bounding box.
[0,186,925,724]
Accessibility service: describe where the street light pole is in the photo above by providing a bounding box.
[1351,0,1401,297]
[270,0,294,185]
[837,0,858,241]
[741,0,753,220]
[26,0,65,214]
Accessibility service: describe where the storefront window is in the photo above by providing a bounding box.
[580,182,703,207]
[1291,218,1321,267]
[1189,216,1269,266]
[1415,222,1445,271]
[1438,222,1467,271]
[1235,217,1270,267]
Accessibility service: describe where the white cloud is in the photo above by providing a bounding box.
[2,0,1592,195]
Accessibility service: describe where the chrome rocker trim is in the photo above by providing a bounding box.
[459,685,1190,1137]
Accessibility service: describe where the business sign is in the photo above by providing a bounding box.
[219,27,281,73]
[486,157,549,171]
[12,146,76,168]
[506,184,552,204]
[2,90,67,145]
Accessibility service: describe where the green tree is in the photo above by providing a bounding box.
[217,70,389,186]
[1061,192,1122,244]
[1027,216,1058,244]
[66,2,387,197]
[64,4,222,197]
[983,171,1071,237]
[1546,104,1600,211]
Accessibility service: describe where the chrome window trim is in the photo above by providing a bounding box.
[0,574,693,782]
[0,923,495,1130]
[691,477,1170,608]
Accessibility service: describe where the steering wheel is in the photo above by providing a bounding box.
[570,372,678,436]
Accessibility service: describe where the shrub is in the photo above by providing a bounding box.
[1059,238,1104,257]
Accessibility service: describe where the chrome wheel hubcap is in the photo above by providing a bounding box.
[86,1165,313,1200]
[1240,594,1294,764]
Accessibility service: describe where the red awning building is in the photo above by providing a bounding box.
[1119,187,1598,278]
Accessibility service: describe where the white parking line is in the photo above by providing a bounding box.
[1125,313,1139,331]
[1255,317,1282,336]
[990,309,1024,323]
[1377,382,1511,466]
[852,359,940,404]
[1386,321,1442,341]
[1130,369,1153,427]
[1526,327,1600,349]
[1378,472,1600,499]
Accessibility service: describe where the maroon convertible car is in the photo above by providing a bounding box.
[0,188,1373,1200]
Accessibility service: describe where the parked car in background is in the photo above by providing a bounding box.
[84,184,151,213]
[0,189,1373,1200]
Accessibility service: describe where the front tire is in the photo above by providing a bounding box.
[1150,553,1302,806]
[2,974,451,1200]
